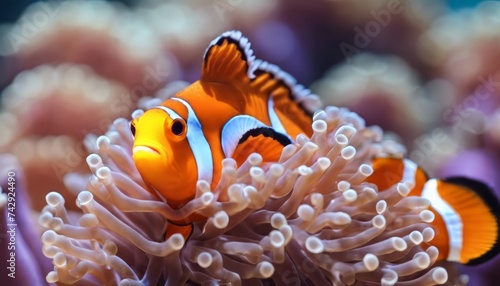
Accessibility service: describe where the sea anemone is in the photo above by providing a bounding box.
[40,87,450,285]
[0,64,133,211]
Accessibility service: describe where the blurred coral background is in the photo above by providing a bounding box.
[1,0,500,285]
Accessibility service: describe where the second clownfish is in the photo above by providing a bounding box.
[131,31,321,238]
[368,157,500,265]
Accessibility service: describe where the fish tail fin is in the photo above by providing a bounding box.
[423,178,500,265]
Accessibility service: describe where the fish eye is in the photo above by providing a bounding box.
[130,122,136,136]
[171,119,185,136]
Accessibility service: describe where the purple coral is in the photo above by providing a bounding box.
[39,89,451,285]
[0,154,51,286]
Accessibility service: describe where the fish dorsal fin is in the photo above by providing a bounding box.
[250,59,321,137]
[202,30,255,85]
[221,115,291,165]
[202,31,321,138]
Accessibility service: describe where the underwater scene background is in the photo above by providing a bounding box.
[1,0,500,285]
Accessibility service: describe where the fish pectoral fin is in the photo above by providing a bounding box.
[426,177,500,265]
[202,30,252,86]
[232,127,292,167]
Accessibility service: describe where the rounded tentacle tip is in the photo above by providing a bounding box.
[269,163,285,177]
[376,200,387,214]
[335,134,349,145]
[131,109,144,119]
[305,236,324,254]
[304,141,319,152]
[41,230,58,245]
[312,110,328,121]
[53,252,67,268]
[86,153,103,168]
[46,271,59,284]
[297,204,315,221]
[392,237,407,252]
[46,191,65,207]
[419,210,435,223]
[248,152,263,166]
[119,279,134,286]
[213,211,229,229]
[270,213,287,229]
[311,193,324,206]
[197,252,213,268]
[335,125,357,138]
[269,230,285,248]
[397,183,410,197]
[222,158,237,169]
[312,119,327,133]
[113,117,128,127]
[409,231,424,245]
[422,227,435,242]
[168,233,185,251]
[341,146,356,160]
[317,157,331,170]
[96,135,111,150]
[432,267,448,284]
[201,192,215,206]
[343,189,357,202]
[104,240,118,255]
[363,253,379,272]
[258,261,274,278]
[381,269,398,286]
[77,191,94,206]
[50,217,63,231]
[414,252,431,269]
[372,214,386,229]
[426,246,439,260]
[337,181,351,192]
[196,180,211,193]
[333,212,351,225]
[297,165,313,176]
[250,166,266,181]
[38,212,53,227]
[96,166,113,184]
[359,164,374,176]
[243,185,258,199]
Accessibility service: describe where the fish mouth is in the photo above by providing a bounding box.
[133,145,161,156]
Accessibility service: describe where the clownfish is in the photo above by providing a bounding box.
[131,31,321,238]
[367,157,500,265]
[130,30,500,266]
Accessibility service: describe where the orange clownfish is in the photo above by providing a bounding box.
[367,157,500,265]
[130,31,321,238]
